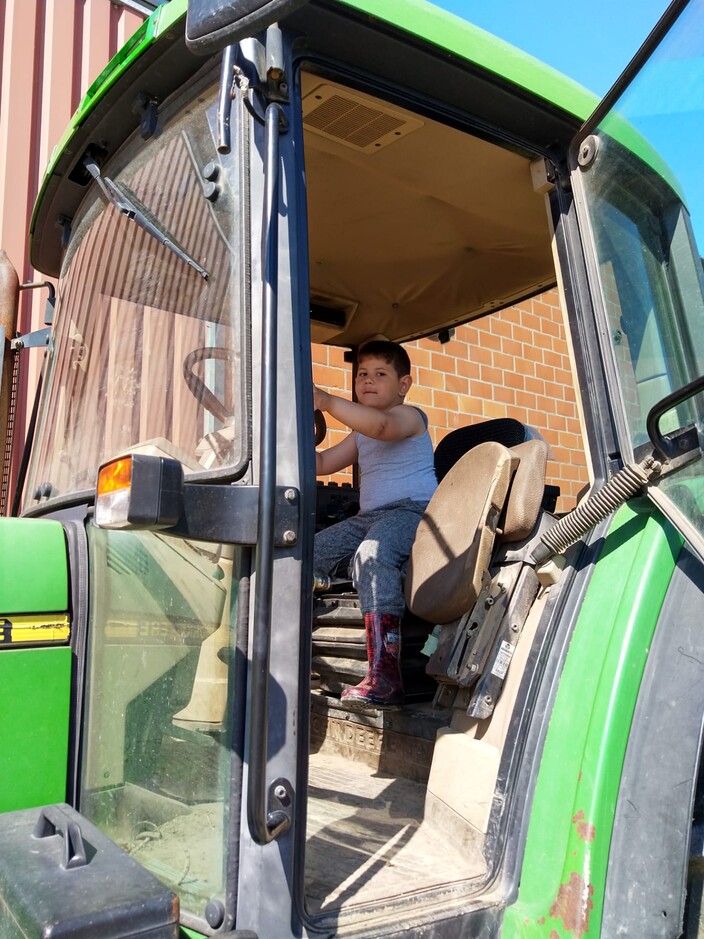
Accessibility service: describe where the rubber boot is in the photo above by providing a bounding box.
[341,612,404,708]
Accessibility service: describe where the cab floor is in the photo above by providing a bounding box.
[305,750,486,916]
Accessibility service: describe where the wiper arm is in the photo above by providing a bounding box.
[83,155,209,280]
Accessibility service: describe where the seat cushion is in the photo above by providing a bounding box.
[405,441,517,625]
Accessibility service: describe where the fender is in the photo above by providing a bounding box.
[0,517,71,812]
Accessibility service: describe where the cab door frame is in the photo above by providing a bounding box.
[231,28,317,939]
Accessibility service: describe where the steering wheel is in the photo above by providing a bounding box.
[314,409,327,446]
[182,347,237,424]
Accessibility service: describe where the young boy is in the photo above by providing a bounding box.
[314,340,437,708]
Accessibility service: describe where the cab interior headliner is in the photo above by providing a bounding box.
[303,71,555,346]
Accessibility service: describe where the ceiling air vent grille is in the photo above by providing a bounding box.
[302,85,422,154]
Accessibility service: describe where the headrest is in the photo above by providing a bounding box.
[500,439,549,542]
[434,418,528,482]
[405,441,518,625]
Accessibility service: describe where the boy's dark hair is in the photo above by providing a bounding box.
[357,340,411,378]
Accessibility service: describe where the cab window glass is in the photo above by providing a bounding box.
[23,80,245,511]
[81,524,239,924]
[574,0,704,545]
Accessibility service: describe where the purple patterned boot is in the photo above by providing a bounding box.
[341,612,404,708]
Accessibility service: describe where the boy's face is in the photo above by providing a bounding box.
[355,355,412,411]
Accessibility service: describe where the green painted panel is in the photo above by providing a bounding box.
[85,0,596,121]
[0,647,71,812]
[503,499,683,938]
[337,0,596,115]
[78,0,184,119]
[0,518,68,614]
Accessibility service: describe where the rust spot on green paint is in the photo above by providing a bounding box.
[571,809,596,843]
[537,917,545,924]
[550,871,594,938]
[549,932,560,939]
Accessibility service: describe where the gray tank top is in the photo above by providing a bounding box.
[355,409,437,512]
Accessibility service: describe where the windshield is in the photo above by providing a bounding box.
[23,78,246,512]
[573,0,704,547]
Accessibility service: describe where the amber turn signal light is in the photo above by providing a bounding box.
[95,454,183,530]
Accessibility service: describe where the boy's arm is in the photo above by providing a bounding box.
[316,432,358,476]
[315,388,424,441]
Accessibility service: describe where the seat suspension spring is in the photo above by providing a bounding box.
[531,457,660,565]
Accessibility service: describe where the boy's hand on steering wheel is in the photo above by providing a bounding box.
[313,385,331,412]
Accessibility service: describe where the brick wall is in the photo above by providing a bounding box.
[313,288,589,513]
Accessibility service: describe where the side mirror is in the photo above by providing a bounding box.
[185,0,310,54]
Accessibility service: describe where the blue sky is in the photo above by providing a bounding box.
[430,1,670,95]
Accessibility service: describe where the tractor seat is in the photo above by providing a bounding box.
[407,436,550,718]
[405,438,548,625]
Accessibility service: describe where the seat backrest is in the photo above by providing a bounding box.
[499,438,549,543]
[434,418,528,483]
[405,438,548,625]
[405,441,518,624]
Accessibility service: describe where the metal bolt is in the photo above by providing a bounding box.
[204,898,225,929]
[578,135,599,168]
[283,530,296,544]
[274,784,291,806]
[469,664,478,673]
[484,694,493,704]
[510,623,519,633]
[202,161,219,181]
[284,488,297,502]
[203,181,219,202]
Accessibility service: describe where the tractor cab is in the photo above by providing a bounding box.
[2,0,704,937]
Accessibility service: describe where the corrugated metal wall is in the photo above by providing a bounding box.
[0,0,150,498]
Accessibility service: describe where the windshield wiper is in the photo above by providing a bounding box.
[83,155,209,280]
